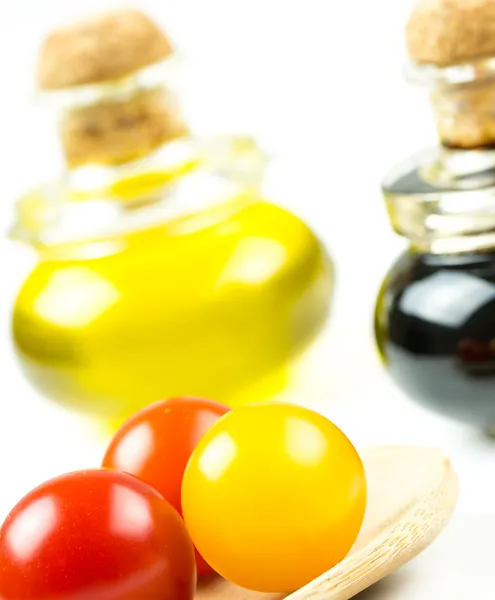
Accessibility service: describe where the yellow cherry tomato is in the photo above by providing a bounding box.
[181,402,367,593]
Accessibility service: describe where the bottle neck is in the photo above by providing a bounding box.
[59,86,187,171]
[43,61,188,185]
[430,81,495,151]
[382,60,495,255]
[407,56,495,151]
[13,61,268,249]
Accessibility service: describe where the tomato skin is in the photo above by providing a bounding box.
[102,396,230,576]
[182,402,367,593]
[0,469,196,600]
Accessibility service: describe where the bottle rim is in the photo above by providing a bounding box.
[35,56,181,112]
[405,55,495,88]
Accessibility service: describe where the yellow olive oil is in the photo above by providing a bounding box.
[13,193,332,425]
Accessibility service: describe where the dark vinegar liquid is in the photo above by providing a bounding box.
[375,250,495,429]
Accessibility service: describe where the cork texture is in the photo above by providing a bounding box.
[60,88,188,167]
[431,81,495,147]
[37,9,174,90]
[406,0,495,66]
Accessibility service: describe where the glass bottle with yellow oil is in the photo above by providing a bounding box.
[375,0,495,432]
[10,9,334,427]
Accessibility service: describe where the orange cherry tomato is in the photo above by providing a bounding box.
[0,469,196,600]
[182,402,367,593]
[102,396,230,576]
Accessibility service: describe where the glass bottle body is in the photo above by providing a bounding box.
[11,59,334,425]
[11,139,333,424]
[376,248,495,428]
[376,58,495,431]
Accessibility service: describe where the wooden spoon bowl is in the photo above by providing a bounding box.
[195,445,458,600]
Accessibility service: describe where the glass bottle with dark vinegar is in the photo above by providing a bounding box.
[375,0,495,432]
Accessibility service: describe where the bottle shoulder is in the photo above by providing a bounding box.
[378,251,495,343]
[384,250,495,290]
[15,200,330,326]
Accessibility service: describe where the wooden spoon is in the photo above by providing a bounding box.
[195,445,458,600]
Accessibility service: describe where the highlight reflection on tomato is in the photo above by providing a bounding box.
[102,396,230,576]
[0,469,196,600]
[182,402,367,593]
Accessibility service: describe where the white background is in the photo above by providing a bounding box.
[0,1,494,597]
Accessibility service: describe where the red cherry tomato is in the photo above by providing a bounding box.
[102,396,230,576]
[0,469,196,600]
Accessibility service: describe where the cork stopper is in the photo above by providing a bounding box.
[60,89,187,168]
[37,9,174,90]
[406,0,495,148]
[37,9,188,167]
[406,0,495,66]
